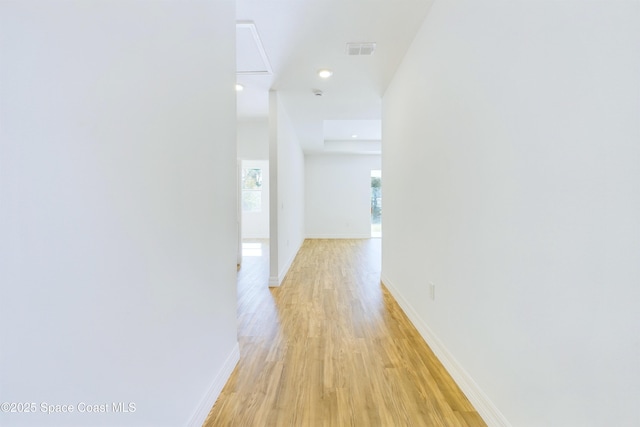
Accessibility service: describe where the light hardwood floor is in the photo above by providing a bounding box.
[204,239,486,427]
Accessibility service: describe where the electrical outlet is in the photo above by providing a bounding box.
[429,282,435,300]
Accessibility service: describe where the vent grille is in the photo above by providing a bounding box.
[346,42,376,56]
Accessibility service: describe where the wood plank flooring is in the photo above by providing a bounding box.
[204,239,486,427]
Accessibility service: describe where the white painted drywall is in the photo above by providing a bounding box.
[237,118,269,160]
[0,2,238,426]
[269,92,305,286]
[305,154,381,238]
[382,1,640,426]
[241,160,270,239]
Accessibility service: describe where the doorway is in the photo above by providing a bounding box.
[240,160,269,240]
[239,160,269,268]
[371,170,381,238]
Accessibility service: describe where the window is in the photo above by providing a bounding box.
[241,168,262,212]
[371,170,381,237]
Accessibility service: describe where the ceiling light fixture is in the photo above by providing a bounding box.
[351,134,358,138]
[235,84,244,91]
[318,69,333,79]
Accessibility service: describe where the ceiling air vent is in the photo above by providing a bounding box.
[346,42,376,56]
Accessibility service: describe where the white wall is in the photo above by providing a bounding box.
[269,92,305,286]
[237,118,269,160]
[305,154,381,238]
[0,2,238,426]
[382,2,640,427]
[241,160,270,239]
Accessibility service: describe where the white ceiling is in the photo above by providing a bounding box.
[323,119,381,141]
[236,0,434,153]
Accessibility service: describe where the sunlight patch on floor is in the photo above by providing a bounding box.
[242,242,263,257]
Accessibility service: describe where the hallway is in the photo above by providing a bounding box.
[204,239,485,426]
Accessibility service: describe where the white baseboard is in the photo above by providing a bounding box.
[381,275,511,427]
[268,275,280,287]
[306,234,372,239]
[278,238,303,282]
[187,342,240,427]
[242,234,269,239]
[269,237,304,287]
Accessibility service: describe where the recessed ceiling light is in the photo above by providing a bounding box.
[235,84,244,91]
[351,134,358,138]
[318,69,333,79]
